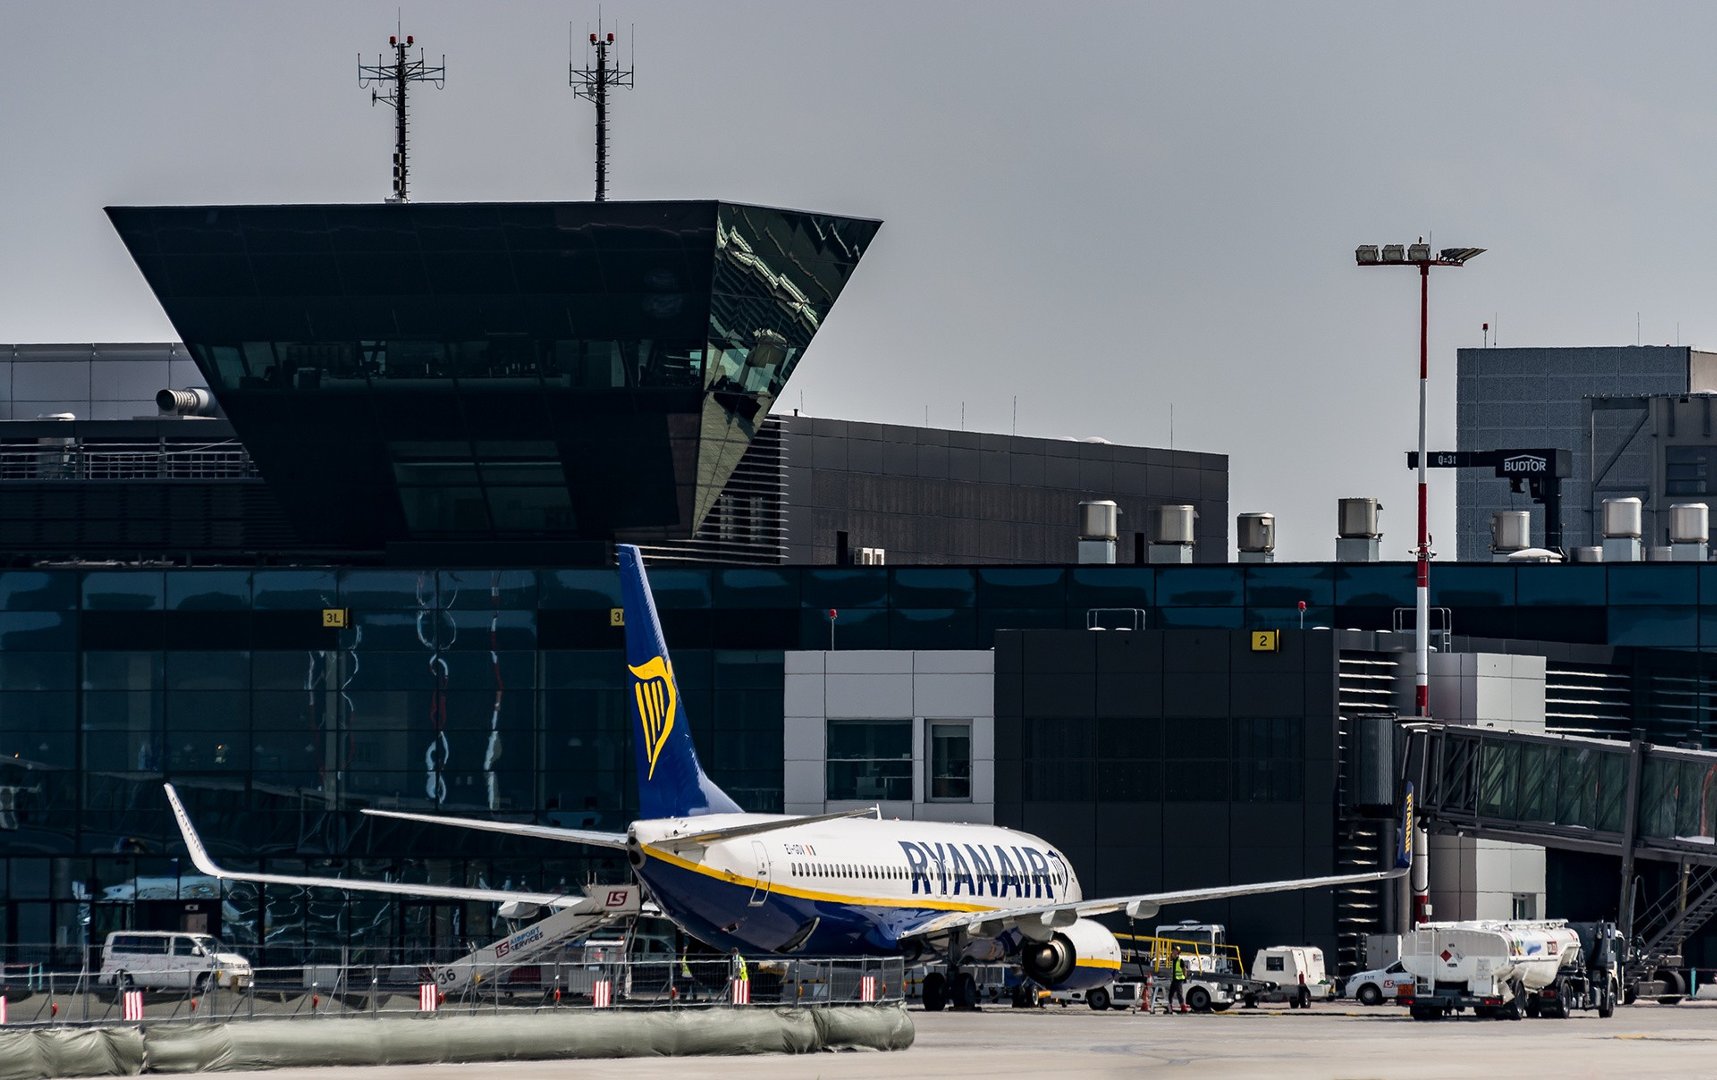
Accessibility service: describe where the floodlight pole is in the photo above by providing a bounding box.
[1355,244,1484,720]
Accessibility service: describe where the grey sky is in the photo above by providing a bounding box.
[3,1,1714,559]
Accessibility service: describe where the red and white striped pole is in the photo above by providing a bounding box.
[1415,261,1430,719]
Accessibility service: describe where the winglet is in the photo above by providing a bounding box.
[1396,781,1415,871]
[163,782,227,879]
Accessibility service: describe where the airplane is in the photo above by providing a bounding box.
[171,544,1411,1011]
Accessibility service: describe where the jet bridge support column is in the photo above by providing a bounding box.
[1616,738,1646,945]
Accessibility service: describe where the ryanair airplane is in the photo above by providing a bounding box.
[170,545,1410,1010]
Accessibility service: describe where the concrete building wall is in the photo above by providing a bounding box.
[781,649,995,822]
[1426,652,1548,922]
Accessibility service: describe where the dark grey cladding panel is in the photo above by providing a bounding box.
[1022,672,1095,718]
[948,447,982,481]
[809,436,849,471]
[1095,672,1163,718]
[915,443,948,478]
[1010,454,1046,486]
[1232,802,1305,848]
[1094,629,1162,672]
[1044,456,1080,488]
[1096,804,1163,850]
[915,426,949,447]
[883,440,916,474]
[1078,457,1115,490]
[1163,629,1231,673]
[1229,672,1301,718]
[1019,630,1096,672]
[1163,676,1228,718]
[846,437,883,473]
[1171,467,1202,499]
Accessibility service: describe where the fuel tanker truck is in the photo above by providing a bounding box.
[1400,920,1590,1021]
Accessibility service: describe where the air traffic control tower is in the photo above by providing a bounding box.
[106,201,879,557]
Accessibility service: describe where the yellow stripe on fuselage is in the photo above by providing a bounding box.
[1077,958,1123,970]
[639,842,998,914]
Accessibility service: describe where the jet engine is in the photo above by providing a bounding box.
[1018,917,1121,990]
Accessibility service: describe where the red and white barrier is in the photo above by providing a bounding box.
[419,983,439,1012]
[122,990,145,1022]
[1,994,8,1024]
[592,979,613,1008]
[859,975,877,1002]
[731,979,750,1005]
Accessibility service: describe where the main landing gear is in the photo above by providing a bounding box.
[921,930,983,1011]
[921,970,981,1012]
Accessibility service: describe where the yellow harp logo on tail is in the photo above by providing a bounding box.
[629,656,677,780]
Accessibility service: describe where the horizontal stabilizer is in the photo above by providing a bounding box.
[165,784,627,908]
[656,807,879,852]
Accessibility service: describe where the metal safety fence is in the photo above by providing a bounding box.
[0,957,906,1028]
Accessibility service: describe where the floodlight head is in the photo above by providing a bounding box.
[1439,247,1486,265]
[1407,243,1430,263]
[1381,244,1406,264]
[1355,245,1380,265]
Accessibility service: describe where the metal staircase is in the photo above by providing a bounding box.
[1633,865,1717,962]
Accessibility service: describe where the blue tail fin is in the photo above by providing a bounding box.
[619,544,742,819]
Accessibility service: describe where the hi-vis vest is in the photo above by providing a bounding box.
[1172,958,1186,980]
[733,955,749,981]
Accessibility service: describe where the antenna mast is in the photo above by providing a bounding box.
[570,24,635,201]
[358,31,447,203]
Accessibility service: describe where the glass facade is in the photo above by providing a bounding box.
[4,557,1717,965]
[106,202,881,547]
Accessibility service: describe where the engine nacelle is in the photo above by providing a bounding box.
[1018,917,1120,991]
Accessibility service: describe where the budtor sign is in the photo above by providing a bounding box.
[1502,455,1549,475]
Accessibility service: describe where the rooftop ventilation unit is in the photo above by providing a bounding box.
[1490,510,1530,562]
[1237,512,1275,564]
[1670,503,1709,562]
[1601,497,1643,563]
[1336,498,1383,562]
[1149,504,1197,565]
[1077,500,1119,565]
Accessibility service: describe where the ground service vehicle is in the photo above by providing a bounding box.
[1524,921,1620,1019]
[1344,960,1411,1005]
[98,931,253,992]
[1400,920,1583,1021]
[1240,946,1331,1008]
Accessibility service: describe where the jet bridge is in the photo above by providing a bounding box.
[1409,723,1717,970]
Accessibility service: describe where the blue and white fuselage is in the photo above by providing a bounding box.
[631,814,1083,958]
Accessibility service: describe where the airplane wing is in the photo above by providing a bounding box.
[165,783,629,909]
[900,865,1410,941]
[359,807,630,850]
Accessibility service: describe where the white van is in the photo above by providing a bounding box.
[98,931,253,991]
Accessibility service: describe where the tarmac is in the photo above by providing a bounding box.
[181,999,1717,1079]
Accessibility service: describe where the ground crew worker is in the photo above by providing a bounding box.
[679,950,694,1002]
[1168,947,1188,1013]
[729,947,749,997]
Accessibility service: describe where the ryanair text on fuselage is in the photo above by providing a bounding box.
[898,839,1069,899]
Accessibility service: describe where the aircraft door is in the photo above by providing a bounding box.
[748,841,771,906]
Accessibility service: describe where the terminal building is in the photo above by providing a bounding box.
[3,199,1717,985]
